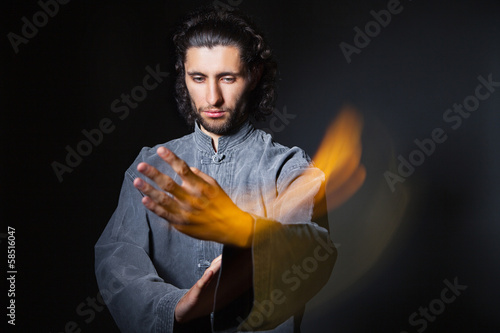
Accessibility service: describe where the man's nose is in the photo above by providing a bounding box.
[206,80,223,106]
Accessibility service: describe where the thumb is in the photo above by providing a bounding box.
[196,267,214,290]
[191,167,219,186]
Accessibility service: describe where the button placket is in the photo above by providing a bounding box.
[212,152,225,163]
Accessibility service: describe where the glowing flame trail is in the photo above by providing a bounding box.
[313,106,366,211]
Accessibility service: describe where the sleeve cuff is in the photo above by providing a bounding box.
[155,288,188,333]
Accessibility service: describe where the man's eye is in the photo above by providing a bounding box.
[193,76,204,83]
[222,77,235,83]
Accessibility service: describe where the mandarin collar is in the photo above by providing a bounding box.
[193,120,254,153]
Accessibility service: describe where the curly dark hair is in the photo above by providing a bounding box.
[172,6,277,126]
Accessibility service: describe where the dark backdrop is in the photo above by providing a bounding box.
[2,0,499,332]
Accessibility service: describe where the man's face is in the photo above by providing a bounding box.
[184,45,252,136]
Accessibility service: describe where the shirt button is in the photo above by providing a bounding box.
[212,153,225,163]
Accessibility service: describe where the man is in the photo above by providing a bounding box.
[95,6,336,332]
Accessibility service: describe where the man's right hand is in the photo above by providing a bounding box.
[174,255,222,324]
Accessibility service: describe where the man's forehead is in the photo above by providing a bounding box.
[184,45,244,73]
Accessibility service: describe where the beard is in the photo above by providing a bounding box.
[190,96,249,136]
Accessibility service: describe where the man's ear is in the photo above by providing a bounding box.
[249,64,263,91]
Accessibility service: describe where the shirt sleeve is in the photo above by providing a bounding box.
[94,168,187,333]
[213,160,337,331]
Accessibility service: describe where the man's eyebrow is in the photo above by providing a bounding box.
[217,71,242,77]
[186,71,206,76]
[186,71,242,77]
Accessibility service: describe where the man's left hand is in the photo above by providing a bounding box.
[133,147,254,248]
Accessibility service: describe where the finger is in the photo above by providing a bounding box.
[134,177,171,206]
[196,267,214,289]
[134,178,181,220]
[190,167,219,198]
[140,195,183,224]
[190,167,214,184]
[190,167,214,183]
[211,254,222,265]
[137,162,190,202]
[210,255,222,268]
[208,256,222,273]
[157,147,207,188]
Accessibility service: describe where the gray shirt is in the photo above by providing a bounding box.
[95,121,336,332]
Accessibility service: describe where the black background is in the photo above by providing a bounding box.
[2,0,500,332]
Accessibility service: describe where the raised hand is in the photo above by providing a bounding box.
[133,147,254,248]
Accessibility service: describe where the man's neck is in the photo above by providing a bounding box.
[199,116,249,152]
[200,125,222,152]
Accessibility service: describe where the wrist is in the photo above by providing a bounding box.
[236,212,254,248]
[174,299,185,324]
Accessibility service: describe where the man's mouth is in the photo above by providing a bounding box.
[203,110,226,118]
